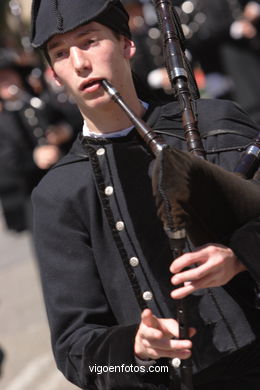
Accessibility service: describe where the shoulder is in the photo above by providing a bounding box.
[32,151,90,206]
[35,158,88,190]
[197,98,245,117]
[148,98,259,137]
[148,97,242,115]
[196,99,259,138]
[146,100,182,130]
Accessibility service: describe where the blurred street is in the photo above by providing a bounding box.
[0,210,78,390]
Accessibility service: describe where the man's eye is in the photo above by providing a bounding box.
[54,50,67,59]
[82,39,96,48]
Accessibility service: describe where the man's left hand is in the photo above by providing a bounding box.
[170,244,247,299]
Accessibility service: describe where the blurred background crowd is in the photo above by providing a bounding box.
[1,0,260,385]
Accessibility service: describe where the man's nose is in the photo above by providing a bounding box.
[70,47,90,74]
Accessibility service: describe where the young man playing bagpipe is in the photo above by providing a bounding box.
[31,1,260,389]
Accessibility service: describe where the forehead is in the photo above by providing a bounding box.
[47,22,111,50]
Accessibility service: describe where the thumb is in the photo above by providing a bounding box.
[141,309,160,329]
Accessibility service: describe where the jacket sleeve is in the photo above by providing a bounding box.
[32,185,167,390]
[229,216,260,287]
[197,98,260,298]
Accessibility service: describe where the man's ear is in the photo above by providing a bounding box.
[51,69,63,87]
[123,37,136,59]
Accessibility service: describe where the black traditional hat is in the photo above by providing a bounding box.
[31,0,131,48]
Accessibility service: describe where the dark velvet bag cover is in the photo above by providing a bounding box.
[152,146,260,247]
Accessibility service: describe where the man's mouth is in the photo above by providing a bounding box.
[80,79,101,93]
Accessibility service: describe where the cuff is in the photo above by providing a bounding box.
[135,356,156,367]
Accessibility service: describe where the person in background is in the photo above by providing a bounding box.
[175,0,260,124]
[0,49,76,231]
[122,0,174,100]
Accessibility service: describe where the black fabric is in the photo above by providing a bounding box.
[85,140,148,312]
[193,338,260,390]
[31,0,131,48]
[32,98,260,389]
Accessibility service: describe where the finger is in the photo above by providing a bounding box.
[171,283,195,299]
[156,318,179,338]
[143,337,192,352]
[170,244,224,274]
[140,312,179,342]
[171,274,215,299]
[138,324,164,341]
[155,320,196,340]
[171,262,213,285]
[141,309,160,329]
[144,346,192,360]
[141,311,180,339]
[170,251,206,274]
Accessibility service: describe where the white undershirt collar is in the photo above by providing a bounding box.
[82,101,149,139]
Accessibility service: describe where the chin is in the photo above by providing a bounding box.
[85,93,113,110]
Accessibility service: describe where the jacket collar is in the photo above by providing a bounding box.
[53,100,182,169]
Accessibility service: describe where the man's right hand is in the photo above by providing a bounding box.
[134,309,195,361]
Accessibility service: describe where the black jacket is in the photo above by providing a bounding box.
[32,98,260,389]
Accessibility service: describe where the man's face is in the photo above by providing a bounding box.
[47,22,135,117]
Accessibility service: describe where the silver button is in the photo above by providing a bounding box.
[30,97,43,109]
[28,117,39,126]
[129,257,139,267]
[171,358,181,368]
[96,148,105,156]
[115,221,125,231]
[143,291,153,301]
[33,127,44,137]
[105,186,114,196]
[24,108,35,118]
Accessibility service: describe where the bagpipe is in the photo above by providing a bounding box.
[102,1,260,389]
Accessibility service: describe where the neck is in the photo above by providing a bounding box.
[81,87,145,135]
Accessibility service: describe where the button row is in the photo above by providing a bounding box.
[96,149,123,234]
[95,146,154,304]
